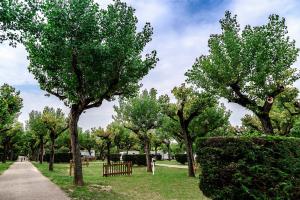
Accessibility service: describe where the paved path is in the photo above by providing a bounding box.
[0,161,70,200]
[156,163,188,169]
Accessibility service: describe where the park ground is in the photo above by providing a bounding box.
[0,162,13,175]
[33,161,209,200]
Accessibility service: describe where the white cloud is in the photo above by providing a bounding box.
[0,44,35,85]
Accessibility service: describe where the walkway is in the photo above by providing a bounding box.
[156,163,188,169]
[0,161,70,200]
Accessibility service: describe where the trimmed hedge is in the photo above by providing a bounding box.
[196,136,300,200]
[122,154,147,166]
[175,154,187,164]
[44,152,71,163]
[110,154,121,162]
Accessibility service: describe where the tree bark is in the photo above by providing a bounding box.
[69,105,84,186]
[49,133,55,171]
[182,129,195,177]
[257,113,273,134]
[144,138,152,172]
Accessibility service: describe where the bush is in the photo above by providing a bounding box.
[109,154,121,162]
[175,154,187,164]
[154,154,162,161]
[196,136,300,200]
[44,152,71,163]
[123,154,152,166]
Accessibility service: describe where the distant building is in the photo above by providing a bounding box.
[80,150,95,157]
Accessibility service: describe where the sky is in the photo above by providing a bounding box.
[1,0,300,131]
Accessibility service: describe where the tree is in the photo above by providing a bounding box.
[42,107,68,171]
[160,84,221,177]
[92,127,114,164]
[241,87,300,136]
[80,130,96,156]
[0,122,23,163]
[186,11,299,134]
[22,0,157,185]
[26,110,48,164]
[107,121,138,153]
[0,84,23,133]
[114,88,162,172]
[189,104,231,137]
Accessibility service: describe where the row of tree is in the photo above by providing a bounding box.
[1,0,300,185]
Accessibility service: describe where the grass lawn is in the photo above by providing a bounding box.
[156,160,186,166]
[0,162,13,175]
[33,162,209,200]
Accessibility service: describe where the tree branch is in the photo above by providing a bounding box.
[47,89,67,100]
[229,82,259,109]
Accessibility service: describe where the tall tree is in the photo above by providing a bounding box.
[186,11,299,134]
[160,84,223,177]
[26,110,48,164]
[0,122,23,163]
[42,107,68,171]
[114,88,162,172]
[0,84,22,134]
[22,0,157,185]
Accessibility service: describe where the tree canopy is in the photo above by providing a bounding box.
[0,84,23,133]
[186,11,299,134]
[20,0,158,185]
[114,88,162,172]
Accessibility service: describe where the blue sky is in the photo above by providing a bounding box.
[1,0,300,130]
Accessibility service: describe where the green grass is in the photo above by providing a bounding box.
[156,160,186,165]
[0,162,13,175]
[33,162,209,200]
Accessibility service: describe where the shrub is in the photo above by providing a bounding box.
[196,136,300,200]
[122,154,150,166]
[154,154,162,161]
[110,154,121,162]
[175,154,187,164]
[44,152,71,163]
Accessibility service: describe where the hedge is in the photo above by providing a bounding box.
[110,154,121,162]
[196,136,300,200]
[44,152,71,163]
[175,154,187,164]
[122,154,163,165]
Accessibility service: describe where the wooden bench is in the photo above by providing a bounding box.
[103,161,132,177]
[69,158,89,176]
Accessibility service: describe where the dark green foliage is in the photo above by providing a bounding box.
[196,136,300,200]
[154,154,162,161]
[110,154,121,162]
[44,153,71,163]
[122,154,150,166]
[175,154,187,164]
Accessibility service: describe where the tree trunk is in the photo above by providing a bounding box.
[49,134,55,171]
[257,113,273,134]
[69,105,84,186]
[144,138,152,172]
[2,144,7,163]
[39,138,44,164]
[182,129,195,177]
